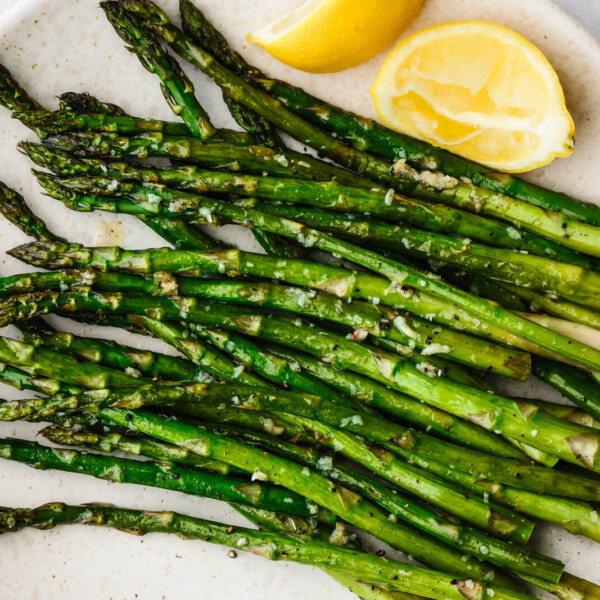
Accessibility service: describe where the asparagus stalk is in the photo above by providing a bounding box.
[194,419,534,546]
[57,91,126,115]
[102,407,533,585]
[5,288,600,469]
[102,0,288,160]
[39,131,380,188]
[197,413,600,569]
[62,311,515,457]
[42,425,242,476]
[53,91,258,145]
[189,318,491,393]
[177,0,286,150]
[37,139,587,265]
[423,457,600,543]
[0,182,65,242]
[532,357,600,421]
[0,383,533,544]
[498,283,600,330]
[8,237,573,371]
[0,438,329,520]
[233,198,600,296]
[22,181,600,373]
[0,266,529,379]
[0,501,535,600]
[16,109,193,138]
[36,380,600,501]
[178,0,600,232]
[42,423,556,584]
[0,63,41,111]
[0,335,151,390]
[138,317,360,408]
[2,326,560,498]
[0,64,222,252]
[440,270,528,312]
[103,1,214,138]
[0,361,80,396]
[1,390,516,575]
[264,342,593,452]
[511,397,600,429]
[119,0,600,256]
[102,1,297,257]
[19,320,214,383]
[233,507,421,600]
[0,172,217,251]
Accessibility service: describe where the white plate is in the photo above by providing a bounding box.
[0,0,599,598]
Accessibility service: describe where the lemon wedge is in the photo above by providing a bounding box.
[370,21,575,172]
[247,0,423,74]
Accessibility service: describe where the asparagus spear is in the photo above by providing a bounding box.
[0,63,41,111]
[103,407,533,584]
[119,0,600,256]
[57,91,126,115]
[0,266,529,379]
[177,0,286,150]
[233,507,422,600]
[37,139,587,265]
[30,379,599,501]
[439,270,528,312]
[18,317,215,382]
[196,403,600,557]
[2,324,556,495]
[532,357,600,421]
[138,317,361,407]
[178,0,600,232]
[0,391,513,584]
[39,131,381,188]
[54,90,258,145]
[42,424,243,476]
[4,236,575,370]
[16,109,193,138]
[55,310,515,457]
[42,423,557,584]
[103,1,214,138]
[0,361,80,396]
[497,283,600,330]
[522,398,600,429]
[422,456,600,543]
[0,182,65,242]
[102,2,299,257]
[233,198,600,297]
[23,181,600,373]
[0,335,151,390]
[0,383,533,545]
[5,288,600,469]
[0,501,535,600]
[0,61,223,252]
[0,337,308,442]
[0,437,329,520]
[1,172,217,251]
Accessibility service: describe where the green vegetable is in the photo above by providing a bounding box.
[0,501,534,600]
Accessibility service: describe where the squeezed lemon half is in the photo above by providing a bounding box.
[370,21,575,172]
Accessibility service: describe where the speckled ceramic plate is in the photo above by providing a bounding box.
[0,1,599,598]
